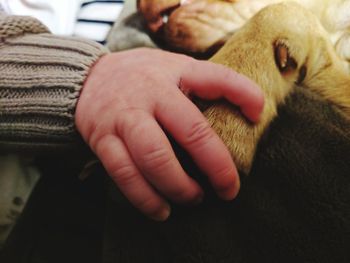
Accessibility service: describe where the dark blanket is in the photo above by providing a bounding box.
[1,88,350,263]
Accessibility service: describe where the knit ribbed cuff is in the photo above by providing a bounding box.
[0,15,108,151]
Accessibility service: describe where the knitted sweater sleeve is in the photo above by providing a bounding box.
[0,12,109,151]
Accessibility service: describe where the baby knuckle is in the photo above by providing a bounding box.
[116,108,147,135]
[141,147,173,172]
[135,197,163,216]
[111,163,138,187]
[221,64,237,80]
[212,166,236,191]
[171,187,198,203]
[185,121,214,147]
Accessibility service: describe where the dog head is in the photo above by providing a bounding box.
[138,0,271,56]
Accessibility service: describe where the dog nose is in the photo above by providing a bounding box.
[138,0,183,33]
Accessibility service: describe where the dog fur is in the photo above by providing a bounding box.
[200,2,350,173]
[139,0,350,65]
[139,1,350,173]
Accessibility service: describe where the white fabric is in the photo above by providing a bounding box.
[0,155,40,249]
[0,0,81,35]
[74,1,124,42]
[76,1,123,21]
[0,0,124,40]
[74,22,112,42]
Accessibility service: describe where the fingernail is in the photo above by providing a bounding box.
[151,204,171,222]
[243,108,260,124]
[219,178,240,201]
[232,178,241,199]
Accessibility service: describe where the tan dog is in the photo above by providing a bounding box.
[205,2,350,173]
[138,0,350,65]
[141,1,350,174]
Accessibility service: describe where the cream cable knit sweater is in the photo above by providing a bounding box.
[0,11,108,150]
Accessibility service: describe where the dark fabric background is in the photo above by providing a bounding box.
[1,88,349,263]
